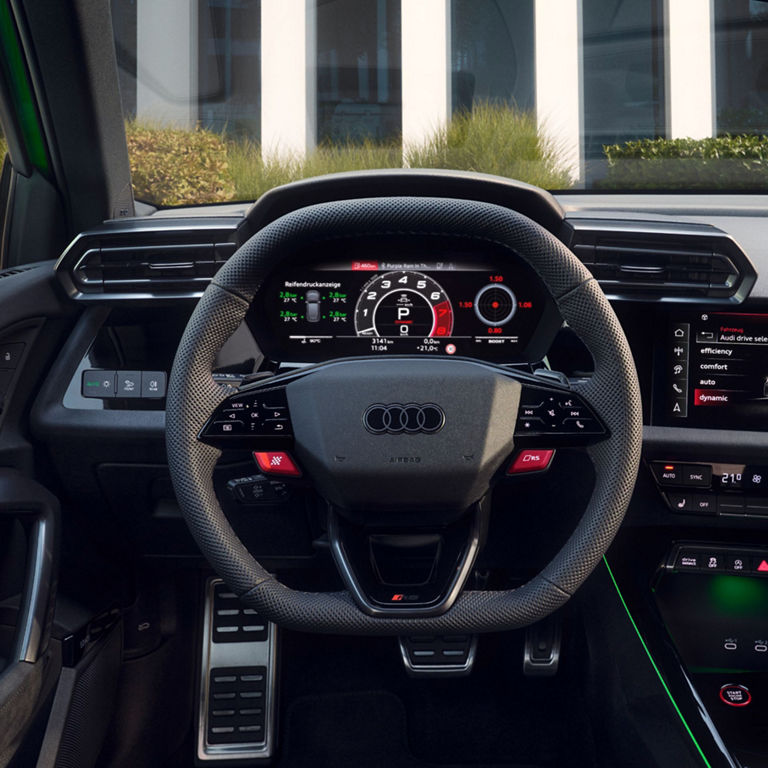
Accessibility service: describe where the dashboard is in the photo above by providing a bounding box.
[250,238,561,363]
[15,174,768,768]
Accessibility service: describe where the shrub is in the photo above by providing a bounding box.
[405,101,573,189]
[0,133,6,161]
[127,103,573,205]
[226,137,402,201]
[125,121,235,206]
[600,135,768,190]
[302,139,402,180]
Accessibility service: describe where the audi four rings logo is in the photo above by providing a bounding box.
[363,403,445,435]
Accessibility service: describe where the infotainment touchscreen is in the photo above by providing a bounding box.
[664,312,768,430]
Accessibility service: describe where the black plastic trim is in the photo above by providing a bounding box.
[243,169,568,240]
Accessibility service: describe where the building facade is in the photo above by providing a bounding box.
[111,0,768,187]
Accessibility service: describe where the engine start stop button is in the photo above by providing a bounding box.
[719,683,752,707]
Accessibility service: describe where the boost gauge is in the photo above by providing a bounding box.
[474,283,517,326]
[354,271,454,337]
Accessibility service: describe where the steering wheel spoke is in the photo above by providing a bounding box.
[328,501,487,618]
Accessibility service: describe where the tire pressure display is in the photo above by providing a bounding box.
[253,241,561,363]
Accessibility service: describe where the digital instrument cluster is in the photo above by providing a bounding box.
[250,243,561,363]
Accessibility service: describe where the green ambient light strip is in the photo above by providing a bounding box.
[603,557,712,768]
[0,0,49,173]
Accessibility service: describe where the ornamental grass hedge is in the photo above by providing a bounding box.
[125,103,573,206]
[600,135,768,190]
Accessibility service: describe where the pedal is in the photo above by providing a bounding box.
[399,634,477,677]
[197,578,277,762]
[523,614,561,676]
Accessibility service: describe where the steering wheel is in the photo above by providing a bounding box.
[166,197,642,634]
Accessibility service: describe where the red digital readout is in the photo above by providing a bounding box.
[432,299,454,337]
[351,261,379,271]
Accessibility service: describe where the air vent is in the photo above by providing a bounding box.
[55,216,244,300]
[569,220,755,303]
[72,242,238,294]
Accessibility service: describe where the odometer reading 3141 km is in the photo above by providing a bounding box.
[354,271,454,338]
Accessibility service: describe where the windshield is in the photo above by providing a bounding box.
[109,0,768,206]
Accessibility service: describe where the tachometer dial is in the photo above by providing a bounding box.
[474,283,517,326]
[354,271,454,338]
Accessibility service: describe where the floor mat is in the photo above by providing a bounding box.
[277,690,546,768]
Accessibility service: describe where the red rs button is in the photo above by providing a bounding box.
[507,450,555,475]
[253,452,302,477]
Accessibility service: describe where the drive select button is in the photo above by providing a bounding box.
[507,450,555,475]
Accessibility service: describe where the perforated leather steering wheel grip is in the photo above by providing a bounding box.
[166,197,642,635]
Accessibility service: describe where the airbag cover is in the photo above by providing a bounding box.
[286,358,520,512]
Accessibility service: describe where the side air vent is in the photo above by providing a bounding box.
[73,243,236,293]
[55,217,242,300]
[568,220,756,303]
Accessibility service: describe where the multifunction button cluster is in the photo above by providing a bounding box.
[670,544,768,577]
[82,369,166,399]
[515,385,605,439]
[201,387,292,442]
[651,460,768,518]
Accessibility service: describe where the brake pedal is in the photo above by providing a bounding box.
[197,578,277,762]
[399,634,477,677]
[523,614,561,676]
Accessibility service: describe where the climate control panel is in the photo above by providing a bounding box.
[649,460,768,519]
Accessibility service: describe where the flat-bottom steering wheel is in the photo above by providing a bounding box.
[166,197,642,634]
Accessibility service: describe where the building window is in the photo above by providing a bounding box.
[451,0,534,114]
[582,0,665,164]
[198,0,261,139]
[316,0,402,144]
[715,0,768,134]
